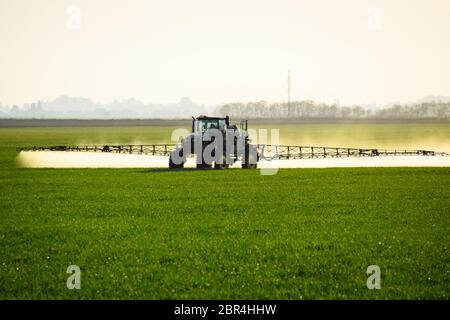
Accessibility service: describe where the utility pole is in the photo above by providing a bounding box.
[287,70,291,117]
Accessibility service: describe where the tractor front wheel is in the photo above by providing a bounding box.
[196,162,212,169]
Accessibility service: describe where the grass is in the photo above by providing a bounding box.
[0,124,449,299]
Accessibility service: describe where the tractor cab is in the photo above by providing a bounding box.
[192,116,230,134]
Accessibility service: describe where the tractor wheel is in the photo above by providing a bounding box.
[214,163,230,169]
[214,155,229,169]
[196,156,213,169]
[169,150,185,169]
[196,161,212,169]
[242,146,258,169]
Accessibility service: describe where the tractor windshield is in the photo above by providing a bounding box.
[196,119,226,133]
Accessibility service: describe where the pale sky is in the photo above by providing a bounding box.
[1,0,449,106]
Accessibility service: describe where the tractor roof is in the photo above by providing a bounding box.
[195,115,228,120]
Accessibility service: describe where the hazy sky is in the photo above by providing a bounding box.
[1,0,449,106]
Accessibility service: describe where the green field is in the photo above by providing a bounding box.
[0,124,449,299]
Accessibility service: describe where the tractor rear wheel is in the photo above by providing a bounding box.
[242,145,258,169]
[169,149,185,169]
[214,155,229,169]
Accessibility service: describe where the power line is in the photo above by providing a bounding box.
[287,70,291,117]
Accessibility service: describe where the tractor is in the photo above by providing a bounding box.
[169,115,259,169]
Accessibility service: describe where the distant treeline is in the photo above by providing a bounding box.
[218,101,450,119]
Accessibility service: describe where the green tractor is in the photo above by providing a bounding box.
[169,115,259,169]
